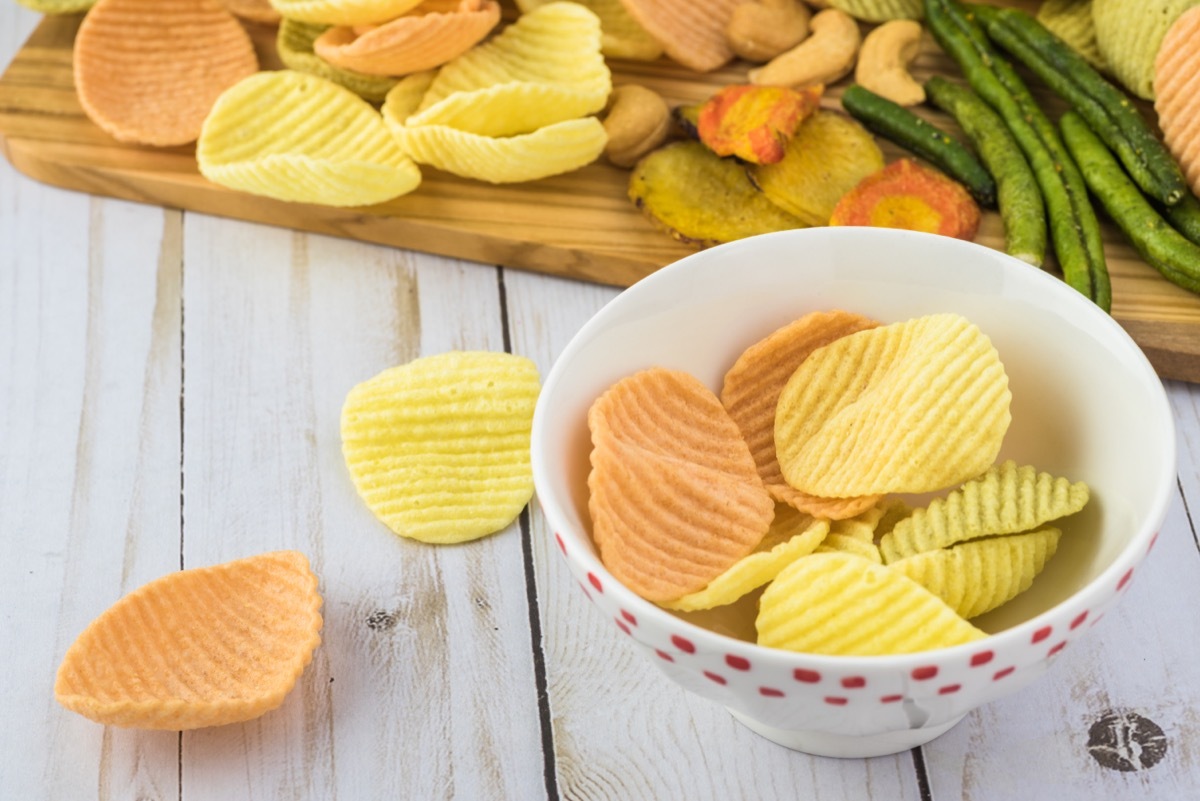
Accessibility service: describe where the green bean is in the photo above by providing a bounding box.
[1061,111,1200,295]
[925,76,1046,266]
[1159,192,1200,248]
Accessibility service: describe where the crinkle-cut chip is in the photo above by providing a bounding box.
[757,553,987,655]
[827,0,921,21]
[404,2,611,137]
[197,70,421,206]
[588,368,774,603]
[660,505,829,611]
[720,309,879,516]
[516,0,663,60]
[16,0,95,12]
[815,533,883,562]
[617,0,741,72]
[889,528,1062,619]
[221,0,280,23]
[875,497,914,540]
[775,313,1012,497]
[72,0,257,147]
[341,351,540,544]
[314,0,501,77]
[1155,6,1200,196]
[1036,0,1107,71]
[879,461,1089,563]
[54,551,322,730]
[828,501,888,543]
[629,140,807,249]
[277,19,399,103]
[1093,0,1198,100]
[269,0,424,25]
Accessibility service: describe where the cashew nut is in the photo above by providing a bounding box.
[601,85,672,169]
[748,8,861,89]
[854,19,926,105]
[725,0,812,64]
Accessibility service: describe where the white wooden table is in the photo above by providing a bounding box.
[4,6,1200,799]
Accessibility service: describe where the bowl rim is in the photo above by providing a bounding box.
[531,227,1177,669]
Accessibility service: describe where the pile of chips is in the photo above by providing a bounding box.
[586,310,1092,656]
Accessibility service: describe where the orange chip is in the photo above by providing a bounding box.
[73,0,258,147]
[697,84,823,164]
[55,551,323,730]
[588,367,774,603]
[1155,6,1200,196]
[617,0,742,72]
[720,309,881,519]
[315,0,502,77]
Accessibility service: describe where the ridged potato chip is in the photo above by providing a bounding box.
[757,552,987,655]
[55,551,322,730]
[889,527,1062,619]
[383,73,607,183]
[341,351,541,544]
[775,313,1012,497]
[198,70,422,206]
[269,0,424,25]
[405,2,611,137]
[1155,6,1200,196]
[720,309,880,518]
[617,0,741,72]
[1093,0,1198,100]
[815,533,883,562]
[516,0,663,60]
[813,502,887,561]
[879,461,1089,562]
[314,0,501,77]
[588,368,774,603]
[660,504,829,611]
[827,0,921,21]
[277,19,399,103]
[1036,0,1106,71]
[73,0,258,147]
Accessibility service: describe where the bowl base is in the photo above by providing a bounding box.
[727,708,967,758]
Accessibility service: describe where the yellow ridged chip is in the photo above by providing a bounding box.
[720,309,882,519]
[889,528,1063,619]
[1092,0,1199,100]
[277,19,399,102]
[827,0,922,21]
[879,460,1089,562]
[814,533,883,563]
[1036,0,1107,71]
[55,551,322,729]
[405,2,611,136]
[660,504,829,611]
[269,0,425,25]
[197,70,422,207]
[757,553,987,655]
[812,502,887,562]
[383,73,608,182]
[516,0,663,60]
[340,351,541,544]
[775,312,1012,497]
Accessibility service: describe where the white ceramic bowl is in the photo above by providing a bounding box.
[530,227,1175,758]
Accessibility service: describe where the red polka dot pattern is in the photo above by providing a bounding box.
[938,684,961,695]
[726,655,751,671]
[1047,641,1067,658]
[1031,625,1052,644]
[704,671,727,685]
[824,696,847,706]
[881,694,903,704]
[621,609,637,626]
[1118,568,1134,591]
[1070,611,1088,630]
[655,649,674,662]
[994,666,1015,681]
[615,618,631,635]
[760,687,785,697]
[970,650,994,667]
[671,635,695,654]
[841,676,866,689]
[912,666,938,681]
[555,532,566,554]
[794,669,821,683]
[588,572,603,592]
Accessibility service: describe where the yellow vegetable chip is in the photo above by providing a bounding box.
[1092,0,1198,100]
[827,0,922,21]
[757,552,987,655]
[197,70,422,206]
[55,551,322,729]
[383,73,608,183]
[814,533,883,562]
[277,19,400,102]
[341,351,541,544]
[660,504,829,611]
[1036,0,1107,71]
[812,502,887,561]
[775,312,1012,497]
[879,460,1089,562]
[516,0,663,60]
[269,0,424,25]
[405,2,611,136]
[889,527,1062,619]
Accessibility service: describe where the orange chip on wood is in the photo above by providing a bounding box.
[314,0,502,77]
[55,551,323,730]
[698,84,823,164]
[720,309,882,519]
[588,368,774,603]
[73,0,258,147]
[617,0,742,72]
[1155,6,1200,196]
[830,158,982,240]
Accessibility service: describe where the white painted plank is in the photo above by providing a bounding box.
[503,268,925,800]
[178,219,546,800]
[0,11,184,788]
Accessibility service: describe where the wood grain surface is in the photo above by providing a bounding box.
[3,4,1200,380]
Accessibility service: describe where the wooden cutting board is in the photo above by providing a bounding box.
[3,5,1200,381]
